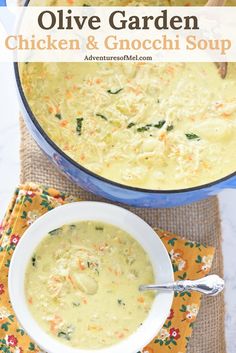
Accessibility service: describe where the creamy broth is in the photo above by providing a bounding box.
[21,62,236,189]
[21,0,236,190]
[25,221,155,349]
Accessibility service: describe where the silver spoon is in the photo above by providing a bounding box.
[139,275,224,296]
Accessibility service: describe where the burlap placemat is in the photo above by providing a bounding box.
[19,117,226,353]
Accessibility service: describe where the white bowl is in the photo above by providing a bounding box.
[9,202,174,353]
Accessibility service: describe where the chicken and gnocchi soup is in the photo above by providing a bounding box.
[21,61,236,190]
[25,221,155,349]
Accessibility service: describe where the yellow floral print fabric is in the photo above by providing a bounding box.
[0,183,215,353]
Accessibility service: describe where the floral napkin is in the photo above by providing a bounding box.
[0,183,215,353]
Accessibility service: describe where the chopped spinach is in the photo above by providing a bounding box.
[185,133,200,141]
[95,268,100,275]
[49,228,61,236]
[167,124,174,132]
[127,122,136,129]
[107,88,123,95]
[95,226,104,231]
[83,3,91,5]
[96,113,108,121]
[117,299,126,306]
[76,118,84,136]
[72,302,80,307]
[31,255,36,267]
[55,113,62,120]
[154,120,166,129]
[86,260,100,274]
[57,331,71,341]
[137,124,152,132]
[137,120,166,132]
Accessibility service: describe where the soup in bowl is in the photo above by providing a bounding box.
[9,202,174,353]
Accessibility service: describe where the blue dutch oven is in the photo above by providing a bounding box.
[1,0,236,207]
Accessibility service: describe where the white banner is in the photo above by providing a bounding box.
[0,6,235,62]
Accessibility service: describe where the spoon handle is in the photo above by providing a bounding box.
[139,275,224,297]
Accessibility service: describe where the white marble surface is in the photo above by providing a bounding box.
[0,62,235,353]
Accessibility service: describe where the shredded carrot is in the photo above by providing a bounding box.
[159,133,167,141]
[65,74,73,80]
[137,296,145,304]
[201,161,210,169]
[67,274,77,289]
[166,66,174,74]
[117,332,125,339]
[60,120,69,128]
[78,259,86,271]
[28,297,33,304]
[222,112,232,118]
[83,298,88,304]
[131,107,137,113]
[63,143,70,151]
[88,324,103,331]
[49,315,62,335]
[128,86,142,96]
[137,62,145,67]
[87,79,93,86]
[114,269,122,276]
[66,91,73,99]
[51,275,62,283]
[186,155,193,161]
[99,243,108,251]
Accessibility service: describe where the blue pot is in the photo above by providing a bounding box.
[5,0,234,207]
[14,62,236,208]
